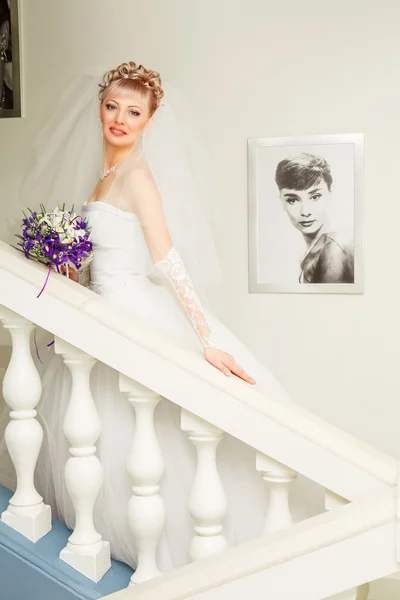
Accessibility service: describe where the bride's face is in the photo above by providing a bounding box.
[100,91,151,149]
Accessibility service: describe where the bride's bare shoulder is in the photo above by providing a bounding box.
[128,156,158,187]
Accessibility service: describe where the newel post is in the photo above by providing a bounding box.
[325,490,370,600]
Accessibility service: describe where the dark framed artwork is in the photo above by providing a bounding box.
[248,134,364,294]
[0,0,21,118]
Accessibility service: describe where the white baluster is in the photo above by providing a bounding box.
[256,453,297,534]
[0,307,51,542]
[181,410,228,562]
[325,490,370,600]
[55,338,110,583]
[119,375,165,586]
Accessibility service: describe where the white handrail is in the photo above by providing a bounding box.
[102,489,397,600]
[0,241,397,502]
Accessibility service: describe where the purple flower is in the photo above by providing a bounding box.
[15,205,93,291]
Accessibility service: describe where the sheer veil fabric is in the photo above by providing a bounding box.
[0,68,303,571]
[19,69,224,301]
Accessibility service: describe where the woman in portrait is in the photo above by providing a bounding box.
[275,153,354,284]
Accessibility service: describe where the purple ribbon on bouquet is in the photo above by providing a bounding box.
[36,263,53,299]
[33,328,55,365]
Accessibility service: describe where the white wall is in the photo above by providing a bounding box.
[0,0,399,457]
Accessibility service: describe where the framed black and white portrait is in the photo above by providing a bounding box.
[248,134,364,294]
[0,0,21,118]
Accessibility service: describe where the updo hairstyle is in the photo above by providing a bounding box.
[98,61,164,115]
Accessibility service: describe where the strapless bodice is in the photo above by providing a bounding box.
[83,201,153,292]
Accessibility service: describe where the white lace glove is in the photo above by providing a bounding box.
[154,246,219,349]
[126,165,255,383]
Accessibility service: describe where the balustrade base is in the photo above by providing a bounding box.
[1,503,51,542]
[60,539,111,583]
[129,566,162,586]
[190,533,229,562]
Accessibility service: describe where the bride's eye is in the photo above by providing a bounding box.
[106,103,116,110]
[129,110,140,117]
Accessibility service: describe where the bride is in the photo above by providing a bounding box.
[1,61,295,571]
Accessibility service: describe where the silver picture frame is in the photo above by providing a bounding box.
[248,133,364,294]
[0,0,22,119]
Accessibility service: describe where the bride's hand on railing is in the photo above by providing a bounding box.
[60,264,79,282]
[204,347,256,384]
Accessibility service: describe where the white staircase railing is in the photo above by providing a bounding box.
[0,240,399,599]
[102,489,397,600]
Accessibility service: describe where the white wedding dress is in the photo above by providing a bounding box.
[34,198,296,572]
[0,72,302,572]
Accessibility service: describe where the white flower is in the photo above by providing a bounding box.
[51,215,63,226]
[64,225,77,238]
[61,237,73,245]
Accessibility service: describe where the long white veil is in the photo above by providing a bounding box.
[18,68,224,299]
[20,72,102,216]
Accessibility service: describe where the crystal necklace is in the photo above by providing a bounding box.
[100,161,123,181]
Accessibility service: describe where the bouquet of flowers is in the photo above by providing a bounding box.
[14,204,93,297]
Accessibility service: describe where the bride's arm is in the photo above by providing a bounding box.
[133,166,218,349]
[154,245,219,349]
[131,166,255,383]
